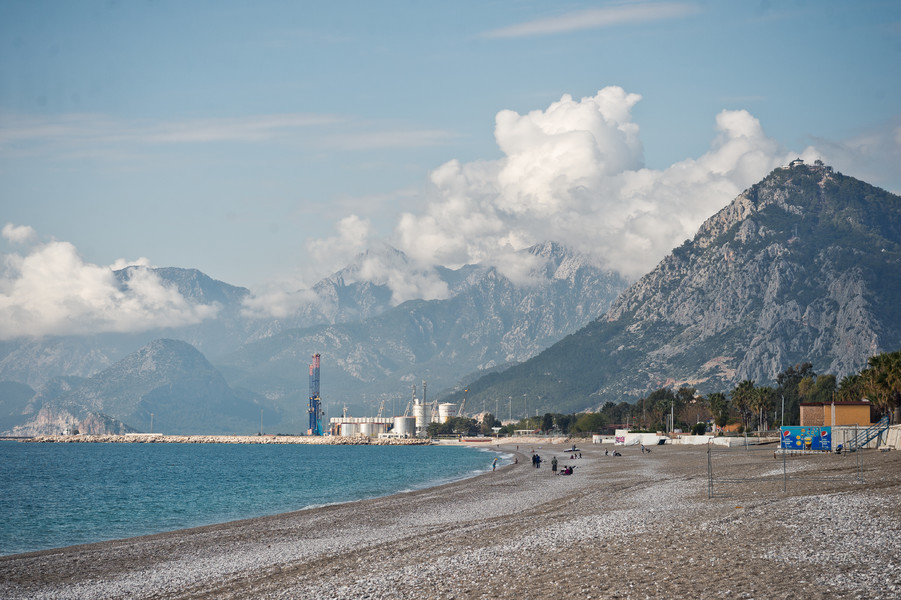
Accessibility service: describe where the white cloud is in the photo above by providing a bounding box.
[242,216,378,319]
[353,248,450,305]
[483,2,701,38]
[2,223,38,244]
[306,214,374,271]
[798,117,901,195]
[0,237,218,340]
[304,216,450,305]
[391,87,792,281]
[0,111,459,160]
[240,283,321,320]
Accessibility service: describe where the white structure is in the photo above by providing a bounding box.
[614,429,666,447]
[413,398,431,432]
[392,416,416,438]
[436,403,456,423]
[330,417,393,437]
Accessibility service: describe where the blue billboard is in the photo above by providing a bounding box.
[780,426,832,451]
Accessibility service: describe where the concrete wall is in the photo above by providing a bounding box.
[883,425,901,450]
[674,435,714,445]
[614,430,665,446]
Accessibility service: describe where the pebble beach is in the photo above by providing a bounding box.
[2,441,899,599]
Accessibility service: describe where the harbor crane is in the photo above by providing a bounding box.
[308,353,323,436]
[457,389,467,417]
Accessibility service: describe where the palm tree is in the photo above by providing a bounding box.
[861,351,901,418]
[706,392,729,429]
[750,386,776,431]
[731,380,756,432]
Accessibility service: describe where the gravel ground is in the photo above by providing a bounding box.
[2,443,899,599]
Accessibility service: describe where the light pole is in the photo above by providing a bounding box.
[150,413,153,434]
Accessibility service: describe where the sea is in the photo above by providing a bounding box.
[0,440,505,556]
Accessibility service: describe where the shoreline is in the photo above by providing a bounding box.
[2,442,899,599]
[20,433,432,445]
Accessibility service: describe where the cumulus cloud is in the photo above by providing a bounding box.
[350,245,450,305]
[243,216,438,319]
[392,87,791,281]
[0,232,218,340]
[306,214,373,267]
[241,283,321,320]
[2,223,38,245]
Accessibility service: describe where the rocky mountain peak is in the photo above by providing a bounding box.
[694,161,836,249]
[455,164,901,413]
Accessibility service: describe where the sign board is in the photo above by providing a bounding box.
[780,426,831,451]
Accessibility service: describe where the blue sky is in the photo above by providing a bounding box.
[1,0,900,336]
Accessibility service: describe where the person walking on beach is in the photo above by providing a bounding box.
[551,456,558,475]
[492,457,498,471]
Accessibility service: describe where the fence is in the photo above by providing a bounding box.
[706,442,864,499]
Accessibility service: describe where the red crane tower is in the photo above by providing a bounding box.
[308,353,323,435]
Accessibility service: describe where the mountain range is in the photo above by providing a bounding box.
[2,161,898,434]
[448,161,901,416]
[0,243,627,435]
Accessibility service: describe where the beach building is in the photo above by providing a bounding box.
[800,401,872,427]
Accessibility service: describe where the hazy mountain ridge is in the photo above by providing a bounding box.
[5,339,265,436]
[450,163,901,414]
[1,242,626,433]
[216,242,628,415]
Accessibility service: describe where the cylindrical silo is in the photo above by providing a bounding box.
[413,400,430,430]
[393,416,415,437]
[438,403,455,423]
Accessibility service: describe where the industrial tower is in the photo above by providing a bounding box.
[308,353,323,435]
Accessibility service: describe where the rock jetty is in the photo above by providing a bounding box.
[23,434,429,445]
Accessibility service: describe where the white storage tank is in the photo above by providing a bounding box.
[340,422,358,437]
[413,401,430,430]
[393,416,416,437]
[437,403,456,423]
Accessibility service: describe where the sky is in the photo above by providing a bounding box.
[1,0,900,338]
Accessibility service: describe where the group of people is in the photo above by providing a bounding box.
[550,456,575,475]
[531,453,543,468]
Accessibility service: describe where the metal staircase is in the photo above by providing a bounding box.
[845,415,891,452]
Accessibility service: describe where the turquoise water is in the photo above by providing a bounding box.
[0,441,504,556]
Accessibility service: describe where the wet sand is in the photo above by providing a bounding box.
[2,442,899,599]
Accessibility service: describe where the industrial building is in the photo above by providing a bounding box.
[327,381,456,439]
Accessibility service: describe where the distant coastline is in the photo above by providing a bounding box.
[20,434,431,445]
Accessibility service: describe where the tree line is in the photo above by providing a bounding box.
[428,350,900,437]
[627,350,900,433]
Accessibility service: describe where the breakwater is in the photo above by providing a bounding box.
[24,434,430,445]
